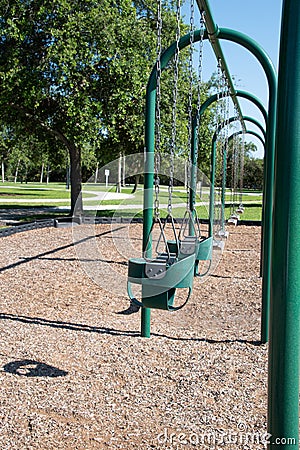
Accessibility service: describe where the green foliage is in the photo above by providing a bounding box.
[243,157,264,190]
[0,0,217,213]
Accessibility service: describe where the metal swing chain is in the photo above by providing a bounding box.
[216,58,222,131]
[216,70,228,229]
[214,59,222,229]
[232,105,240,210]
[223,83,230,176]
[221,81,230,214]
[192,11,206,238]
[239,128,245,205]
[196,11,205,130]
[154,0,163,219]
[186,0,195,211]
[169,0,181,215]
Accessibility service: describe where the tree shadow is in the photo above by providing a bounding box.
[0,312,261,345]
[3,359,68,378]
[0,312,139,337]
[0,226,126,273]
[151,332,262,346]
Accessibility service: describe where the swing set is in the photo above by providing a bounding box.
[126,0,299,447]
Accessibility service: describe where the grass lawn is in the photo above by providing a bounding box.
[0,182,263,222]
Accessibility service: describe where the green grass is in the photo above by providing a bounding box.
[0,182,263,222]
[0,187,71,199]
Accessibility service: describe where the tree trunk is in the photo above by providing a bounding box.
[1,162,4,183]
[14,159,20,183]
[69,143,83,217]
[46,165,50,184]
[116,152,122,193]
[66,164,70,190]
[122,153,126,187]
[94,161,99,183]
[131,174,140,194]
[40,163,44,183]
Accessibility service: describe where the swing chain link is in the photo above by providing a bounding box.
[169,0,181,214]
[196,12,205,128]
[239,128,245,204]
[187,0,195,210]
[155,0,162,219]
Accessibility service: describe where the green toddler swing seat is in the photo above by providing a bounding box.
[166,210,213,277]
[127,217,197,311]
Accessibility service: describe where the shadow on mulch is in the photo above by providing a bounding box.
[3,359,68,378]
[0,226,126,273]
[0,312,261,346]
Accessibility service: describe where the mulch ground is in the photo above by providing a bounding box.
[0,223,268,449]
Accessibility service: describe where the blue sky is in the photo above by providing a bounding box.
[182,0,283,158]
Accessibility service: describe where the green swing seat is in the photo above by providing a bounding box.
[127,240,196,311]
[167,235,213,276]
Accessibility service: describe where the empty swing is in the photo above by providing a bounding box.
[127,0,196,311]
[166,9,212,275]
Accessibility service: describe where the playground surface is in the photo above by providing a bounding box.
[0,224,267,449]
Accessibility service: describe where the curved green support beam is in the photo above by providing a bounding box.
[219,130,265,231]
[143,27,276,341]
[229,130,265,147]
[191,92,266,236]
[196,90,267,127]
[207,116,265,238]
[215,28,277,345]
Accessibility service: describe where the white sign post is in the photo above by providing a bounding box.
[105,169,110,187]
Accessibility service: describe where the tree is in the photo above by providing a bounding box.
[0,0,147,213]
[243,157,264,190]
[0,0,217,213]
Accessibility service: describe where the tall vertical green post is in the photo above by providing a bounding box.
[268,0,300,446]
[142,73,156,338]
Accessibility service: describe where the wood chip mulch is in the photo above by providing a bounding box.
[0,223,268,449]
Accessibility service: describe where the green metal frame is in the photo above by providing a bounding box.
[207,116,265,239]
[192,90,267,268]
[215,28,277,345]
[141,0,298,445]
[142,26,275,339]
[196,0,277,344]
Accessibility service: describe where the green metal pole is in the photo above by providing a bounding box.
[268,0,300,446]
[216,28,277,344]
[144,25,275,343]
[195,0,245,129]
[142,70,156,338]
